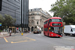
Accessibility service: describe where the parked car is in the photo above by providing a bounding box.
[33,28,41,34]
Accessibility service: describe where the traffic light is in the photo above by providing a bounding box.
[0,0,2,11]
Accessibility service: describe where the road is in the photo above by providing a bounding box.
[0,33,75,50]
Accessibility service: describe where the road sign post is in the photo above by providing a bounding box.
[0,23,2,31]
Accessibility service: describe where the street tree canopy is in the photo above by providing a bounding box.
[4,14,16,27]
[50,0,75,24]
[0,14,4,23]
[0,14,16,30]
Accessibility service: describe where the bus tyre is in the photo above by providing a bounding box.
[65,34,67,36]
[70,34,72,36]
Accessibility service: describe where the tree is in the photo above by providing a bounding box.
[50,0,75,24]
[63,17,75,25]
[4,14,16,27]
[0,14,4,23]
[0,14,16,30]
[0,14,4,30]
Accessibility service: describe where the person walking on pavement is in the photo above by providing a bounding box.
[9,30,12,36]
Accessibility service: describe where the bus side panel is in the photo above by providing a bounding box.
[49,32,62,37]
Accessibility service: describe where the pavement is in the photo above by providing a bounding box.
[0,32,31,38]
[0,32,9,38]
[0,32,20,38]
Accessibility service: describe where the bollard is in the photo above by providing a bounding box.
[21,33,23,36]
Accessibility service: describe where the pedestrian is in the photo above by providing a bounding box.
[9,30,12,36]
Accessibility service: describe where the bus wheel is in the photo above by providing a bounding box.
[70,34,72,36]
[65,34,67,36]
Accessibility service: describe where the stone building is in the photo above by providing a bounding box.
[29,8,52,32]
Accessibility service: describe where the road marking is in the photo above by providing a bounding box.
[4,37,8,42]
[4,36,36,43]
[11,40,28,43]
[54,46,74,50]
[11,37,36,43]
[30,39,36,41]
[25,37,36,41]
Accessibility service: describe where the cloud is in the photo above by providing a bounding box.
[29,0,57,16]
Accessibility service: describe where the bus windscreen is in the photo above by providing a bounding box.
[49,27,62,33]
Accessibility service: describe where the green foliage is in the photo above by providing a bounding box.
[0,30,2,32]
[63,17,75,25]
[4,14,14,26]
[0,14,16,30]
[0,14,4,23]
[50,0,75,24]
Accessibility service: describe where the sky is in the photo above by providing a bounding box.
[29,0,57,17]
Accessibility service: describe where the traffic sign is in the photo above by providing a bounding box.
[0,23,2,26]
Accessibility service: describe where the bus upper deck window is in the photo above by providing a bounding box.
[49,19,51,23]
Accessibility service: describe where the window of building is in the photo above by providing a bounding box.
[31,13,34,15]
[37,12,39,15]
[7,0,9,1]
[31,9,32,11]
[31,20,34,24]
[40,19,42,21]
[31,17,34,19]
[15,0,20,2]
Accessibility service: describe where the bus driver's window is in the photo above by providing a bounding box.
[50,27,54,32]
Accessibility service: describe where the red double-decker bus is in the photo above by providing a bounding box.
[44,17,63,37]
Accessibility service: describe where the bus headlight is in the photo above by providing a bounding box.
[51,34,53,36]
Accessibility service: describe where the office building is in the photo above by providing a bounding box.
[0,0,21,26]
[0,0,29,32]
[21,0,29,28]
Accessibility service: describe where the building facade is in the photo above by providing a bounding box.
[0,0,29,32]
[29,8,52,31]
[0,0,21,26]
[22,0,29,28]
